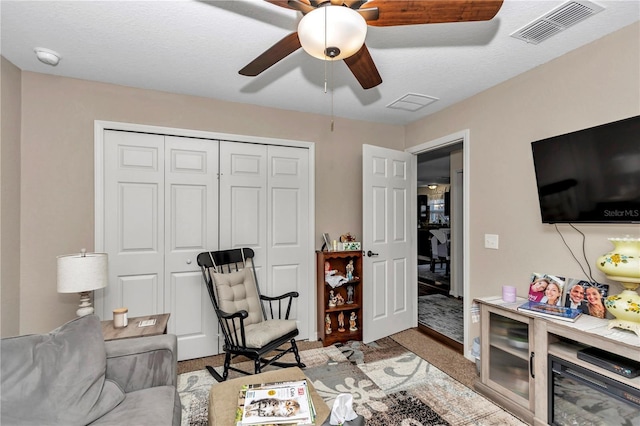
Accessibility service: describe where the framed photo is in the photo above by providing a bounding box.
[322,233,331,251]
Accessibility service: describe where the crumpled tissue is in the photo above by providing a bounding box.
[329,393,358,425]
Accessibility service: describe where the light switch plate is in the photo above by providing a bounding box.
[485,234,499,249]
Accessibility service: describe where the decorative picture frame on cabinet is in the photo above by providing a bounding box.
[322,233,331,251]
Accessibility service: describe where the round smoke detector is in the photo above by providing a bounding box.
[34,47,61,66]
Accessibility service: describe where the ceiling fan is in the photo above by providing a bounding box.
[239,0,504,90]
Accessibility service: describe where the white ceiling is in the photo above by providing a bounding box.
[1,0,639,126]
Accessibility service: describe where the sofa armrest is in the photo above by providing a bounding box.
[105,334,178,393]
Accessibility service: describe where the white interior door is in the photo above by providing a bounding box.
[362,144,416,343]
[164,136,218,359]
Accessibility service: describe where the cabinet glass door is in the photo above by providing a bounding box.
[488,312,531,401]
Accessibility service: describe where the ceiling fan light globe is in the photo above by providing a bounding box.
[298,6,367,61]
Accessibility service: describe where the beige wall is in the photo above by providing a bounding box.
[4,22,639,339]
[15,71,403,334]
[406,22,640,338]
[1,57,22,336]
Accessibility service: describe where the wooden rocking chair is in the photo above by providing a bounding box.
[197,248,305,382]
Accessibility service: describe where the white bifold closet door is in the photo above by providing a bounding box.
[100,130,309,360]
[219,142,310,340]
[102,131,219,360]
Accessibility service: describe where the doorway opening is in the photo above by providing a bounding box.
[408,132,468,354]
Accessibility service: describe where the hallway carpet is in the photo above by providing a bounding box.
[418,294,464,344]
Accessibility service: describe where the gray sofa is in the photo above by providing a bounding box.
[1,315,181,425]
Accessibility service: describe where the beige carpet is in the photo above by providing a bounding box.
[390,328,478,388]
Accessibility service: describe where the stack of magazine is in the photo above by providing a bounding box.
[235,379,317,426]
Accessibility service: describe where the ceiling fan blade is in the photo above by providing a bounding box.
[343,43,382,90]
[361,0,504,27]
[264,0,314,14]
[239,32,302,76]
[344,0,367,8]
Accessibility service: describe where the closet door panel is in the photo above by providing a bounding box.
[164,136,219,360]
[219,142,268,286]
[268,146,310,339]
[103,130,165,317]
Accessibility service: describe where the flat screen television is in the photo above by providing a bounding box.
[531,115,640,224]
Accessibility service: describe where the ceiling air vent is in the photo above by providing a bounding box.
[387,93,439,112]
[511,0,605,45]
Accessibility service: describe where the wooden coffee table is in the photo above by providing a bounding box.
[101,313,170,341]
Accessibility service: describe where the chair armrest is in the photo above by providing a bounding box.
[260,292,299,320]
[105,334,178,393]
[217,309,249,349]
[260,291,299,301]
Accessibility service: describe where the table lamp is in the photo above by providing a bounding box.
[57,249,108,316]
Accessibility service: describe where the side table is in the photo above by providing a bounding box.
[101,313,170,341]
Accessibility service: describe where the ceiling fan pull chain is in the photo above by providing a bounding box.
[331,61,335,132]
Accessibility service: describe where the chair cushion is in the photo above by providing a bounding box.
[212,262,263,326]
[1,315,125,425]
[244,319,298,348]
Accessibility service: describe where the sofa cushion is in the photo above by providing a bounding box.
[1,315,125,425]
[89,386,179,426]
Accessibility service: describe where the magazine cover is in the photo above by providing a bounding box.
[563,278,611,319]
[527,273,565,306]
[240,380,314,426]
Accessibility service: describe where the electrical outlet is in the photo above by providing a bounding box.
[485,234,499,249]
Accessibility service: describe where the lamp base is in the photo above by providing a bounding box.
[607,318,640,338]
[76,291,95,317]
[604,287,640,337]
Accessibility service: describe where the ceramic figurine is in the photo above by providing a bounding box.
[336,293,345,306]
[346,285,354,304]
[325,313,332,334]
[338,311,345,332]
[349,312,358,331]
[346,259,354,281]
[328,290,337,307]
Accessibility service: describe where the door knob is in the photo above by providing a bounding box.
[186,259,192,264]
[367,250,379,257]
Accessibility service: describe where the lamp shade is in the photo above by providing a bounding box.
[57,251,108,293]
[298,5,367,61]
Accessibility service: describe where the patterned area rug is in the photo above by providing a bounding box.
[177,338,525,426]
[418,294,464,344]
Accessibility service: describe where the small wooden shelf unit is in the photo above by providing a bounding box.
[316,250,363,346]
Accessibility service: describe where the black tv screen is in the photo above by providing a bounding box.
[531,115,640,224]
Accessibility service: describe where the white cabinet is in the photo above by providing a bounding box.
[96,127,311,360]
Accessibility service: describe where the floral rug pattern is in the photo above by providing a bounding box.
[178,338,525,426]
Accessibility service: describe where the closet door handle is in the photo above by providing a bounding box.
[366,250,379,257]
[529,352,535,378]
